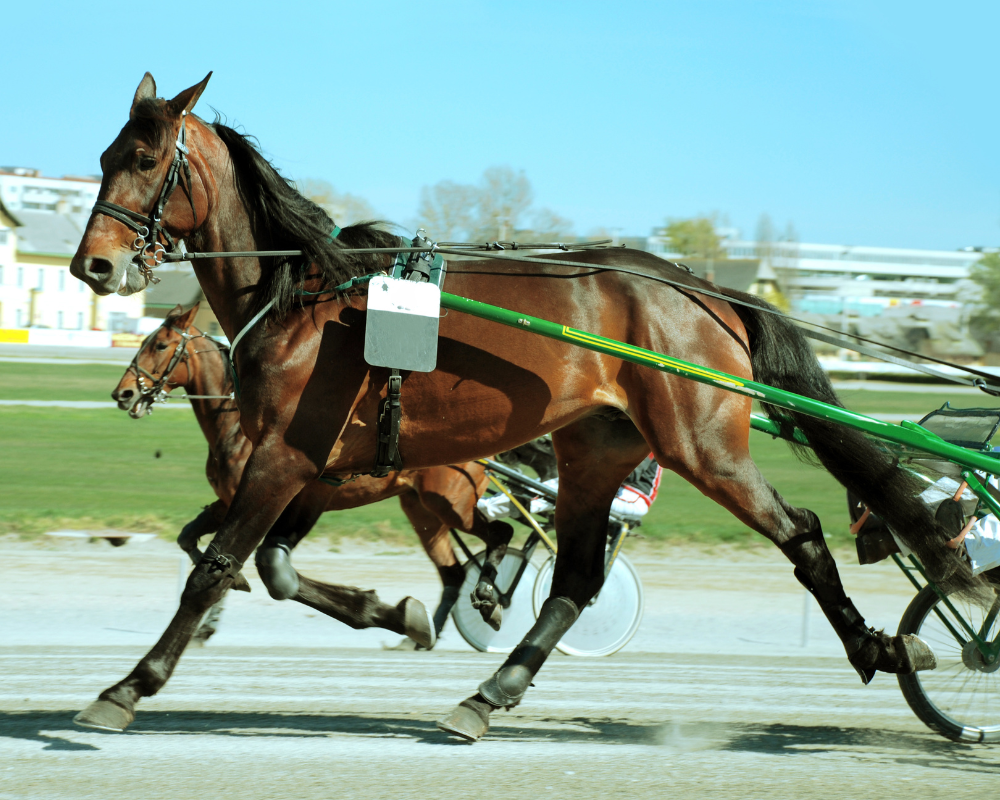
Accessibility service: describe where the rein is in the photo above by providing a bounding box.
[153,225,1000,395]
[91,111,198,285]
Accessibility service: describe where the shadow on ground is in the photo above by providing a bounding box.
[2,710,999,772]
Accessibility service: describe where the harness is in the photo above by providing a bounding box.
[371,230,447,477]
[91,112,198,285]
[127,324,231,408]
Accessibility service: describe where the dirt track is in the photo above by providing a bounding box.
[2,538,999,799]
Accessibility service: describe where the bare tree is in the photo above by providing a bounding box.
[297,179,378,226]
[473,166,533,241]
[525,208,574,240]
[416,166,572,243]
[755,212,775,259]
[417,181,479,242]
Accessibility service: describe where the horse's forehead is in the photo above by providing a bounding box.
[103,120,168,164]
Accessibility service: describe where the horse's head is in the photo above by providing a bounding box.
[113,303,200,418]
[71,72,212,297]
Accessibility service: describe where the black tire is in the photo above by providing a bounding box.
[897,584,1000,742]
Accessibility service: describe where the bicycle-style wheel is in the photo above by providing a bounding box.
[532,553,643,657]
[897,584,1000,742]
[451,548,540,653]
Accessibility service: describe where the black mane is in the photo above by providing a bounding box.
[128,101,398,317]
[213,123,400,317]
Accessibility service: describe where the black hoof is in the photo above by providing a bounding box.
[437,695,493,741]
[74,699,134,732]
[849,631,937,682]
[401,597,436,649]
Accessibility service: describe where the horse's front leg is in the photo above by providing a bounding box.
[74,442,312,732]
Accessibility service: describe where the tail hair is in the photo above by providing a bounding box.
[720,288,979,595]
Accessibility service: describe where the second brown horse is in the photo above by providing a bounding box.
[111,303,515,645]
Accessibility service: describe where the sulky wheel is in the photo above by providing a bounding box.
[532,553,644,657]
[897,583,1000,742]
[451,548,540,653]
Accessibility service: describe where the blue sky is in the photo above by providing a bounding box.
[3,0,997,249]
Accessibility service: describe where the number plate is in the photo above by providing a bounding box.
[363,276,440,372]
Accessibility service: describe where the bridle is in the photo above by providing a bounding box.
[126,324,231,411]
[91,111,198,284]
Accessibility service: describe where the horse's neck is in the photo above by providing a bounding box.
[185,147,263,343]
[186,348,238,454]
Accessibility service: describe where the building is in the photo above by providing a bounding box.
[0,191,144,334]
[647,231,991,360]
[0,167,101,215]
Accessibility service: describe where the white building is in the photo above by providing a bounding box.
[647,233,985,315]
[0,167,101,215]
[0,193,143,335]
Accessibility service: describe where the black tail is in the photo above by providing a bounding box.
[722,288,978,594]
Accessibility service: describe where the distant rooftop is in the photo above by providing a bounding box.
[0,167,100,182]
[14,210,87,256]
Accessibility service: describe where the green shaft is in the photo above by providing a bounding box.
[440,292,999,473]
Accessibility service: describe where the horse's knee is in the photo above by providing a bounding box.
[177,505,223,554]
[255,538,300,600]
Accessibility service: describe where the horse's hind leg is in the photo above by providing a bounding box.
[772,495,935,682]
[439,417,649,741]
[631,386,935,684]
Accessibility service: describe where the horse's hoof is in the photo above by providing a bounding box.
[480,602,502,632]
[901,634,937,672]
[402,597,436,650]
[437,696,492,742]
[74,699,134,732]
[232,571,251,593]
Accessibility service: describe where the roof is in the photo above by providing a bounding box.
[14,210,87,256]
[0,195,23,228]
[142,268,202,308]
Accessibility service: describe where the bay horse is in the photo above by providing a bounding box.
[111,303,516,643]
[70,72,973,740]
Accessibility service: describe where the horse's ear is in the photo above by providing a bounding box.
[167,72,213,116]
[130,72,157,120]
[166,304,185,318]
[170,303,200,328]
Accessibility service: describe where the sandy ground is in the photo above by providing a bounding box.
[2,537,999,799]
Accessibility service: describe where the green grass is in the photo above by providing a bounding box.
[0,403,904,551]
[0,406,418,542]
[836,389,974,416]
[0,362,995,548]
[0,362,132,401]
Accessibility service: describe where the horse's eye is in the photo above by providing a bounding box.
[155,343,169,351]
[138,156,157,171]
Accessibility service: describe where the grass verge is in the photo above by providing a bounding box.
[0,365,992,550]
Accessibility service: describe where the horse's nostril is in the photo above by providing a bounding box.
[114,389,133,402]
[88,258,114,276]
